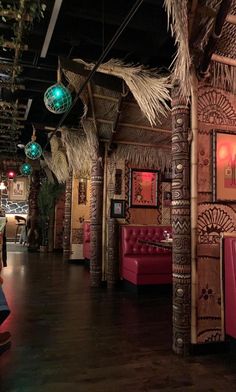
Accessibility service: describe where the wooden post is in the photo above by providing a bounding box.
[90,146,104,287]
[171,87,191,355]
[28,170,40,252]
[63,172,73,260]
[190,72,198,344]
[107,218,119,288]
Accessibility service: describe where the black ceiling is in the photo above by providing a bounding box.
[0,0,175,152]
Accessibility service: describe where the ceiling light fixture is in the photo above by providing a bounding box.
[44,64,72,114]
[20,163,33,176]
[40,0,63,58]
[24,126,42,160]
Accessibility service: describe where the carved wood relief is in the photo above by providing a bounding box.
[197,85,236,343]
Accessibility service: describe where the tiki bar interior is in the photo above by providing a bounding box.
[1,0,236,390]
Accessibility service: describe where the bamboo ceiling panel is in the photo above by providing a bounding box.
[114,127,171,145]
[97,122,112,139]
[93,98,118,121]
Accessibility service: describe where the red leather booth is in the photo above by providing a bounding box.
[120,225,172,285]
[224,236,236,339]
[83,221,91,260]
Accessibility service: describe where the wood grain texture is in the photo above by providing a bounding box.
[2,245,236,391]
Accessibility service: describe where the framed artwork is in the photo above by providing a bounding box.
[78,179,87,204]
[213,130,236,202]
[129,169,159,208]
[163,191,172,207]
[8,177,28,201]
[110,199,126,218]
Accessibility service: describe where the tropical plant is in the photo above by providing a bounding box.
[38,181,65,249]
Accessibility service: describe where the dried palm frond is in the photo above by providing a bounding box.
[63,71,89,118]
[81,119,99,158]
[43,151,69,183]
[66,58,171,126]
[210,60,236,94]
[113,144,171,172]
[164,0,191,97]
[60,126,93,177]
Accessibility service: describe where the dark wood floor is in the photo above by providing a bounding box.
[1,244,236,391]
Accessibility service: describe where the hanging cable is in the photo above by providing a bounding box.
[43,0,144,152]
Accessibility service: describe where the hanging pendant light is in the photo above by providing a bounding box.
[44,61,72,114]
[20,162,33,175]
[25,126,42,160]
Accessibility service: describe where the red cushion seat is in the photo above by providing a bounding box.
[120,225,172,286]
[83,221,91,260]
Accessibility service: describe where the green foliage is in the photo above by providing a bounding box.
[38,181,64,219]
[38,181,64,246]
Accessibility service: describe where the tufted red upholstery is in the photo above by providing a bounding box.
[224,236,236,338]
[120,225,172,285]
[83,221,91,260]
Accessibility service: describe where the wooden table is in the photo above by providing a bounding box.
[138,239,173,250]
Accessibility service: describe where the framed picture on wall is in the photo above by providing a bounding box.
[110,199,126,218]
[163,191,172,207]
[213,130,236,202]
[8,177,28,202]
[129,169,159,208]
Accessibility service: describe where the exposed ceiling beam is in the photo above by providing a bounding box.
[101,139,171,150]
[87,117,171,134]
[226,14,236,25]
[40,0,63,58]
[24,99,33,120]
[212,53,236,66]
[60,58,123,92]
[87,83,98,134]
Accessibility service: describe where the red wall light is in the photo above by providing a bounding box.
[7,170,16,180]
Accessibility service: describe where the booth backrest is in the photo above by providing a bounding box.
[83,221,91,260]
[121,225,172,256]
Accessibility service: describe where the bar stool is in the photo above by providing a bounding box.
[14,216,26,244]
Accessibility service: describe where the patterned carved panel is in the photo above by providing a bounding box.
[198,89,236,126]
[197,203,236,343]
[197,256,223,343]
[198,204,236,245]
[72,228,83,244]
[198,129,212,193]
[115,169,122,195]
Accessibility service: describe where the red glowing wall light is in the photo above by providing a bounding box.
[7,170,16,179]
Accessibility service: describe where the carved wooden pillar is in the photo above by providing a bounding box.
[107,218,119,288]
[63,172,73,260]
[90,149,104,287]
[28,170,40,252]
[171,89,191,355]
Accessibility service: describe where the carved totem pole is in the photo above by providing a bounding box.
[90,145,104,287]
[63,172,73,260]
[171,88,191,355]
[28,170,40,252]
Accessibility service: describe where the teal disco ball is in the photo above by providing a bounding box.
[44,82,72,114]
[24,141,42,160]
[20,162,33,176]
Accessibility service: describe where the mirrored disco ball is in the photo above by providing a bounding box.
[44,83,72,114]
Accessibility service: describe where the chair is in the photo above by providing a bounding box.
[14,216,27,244]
